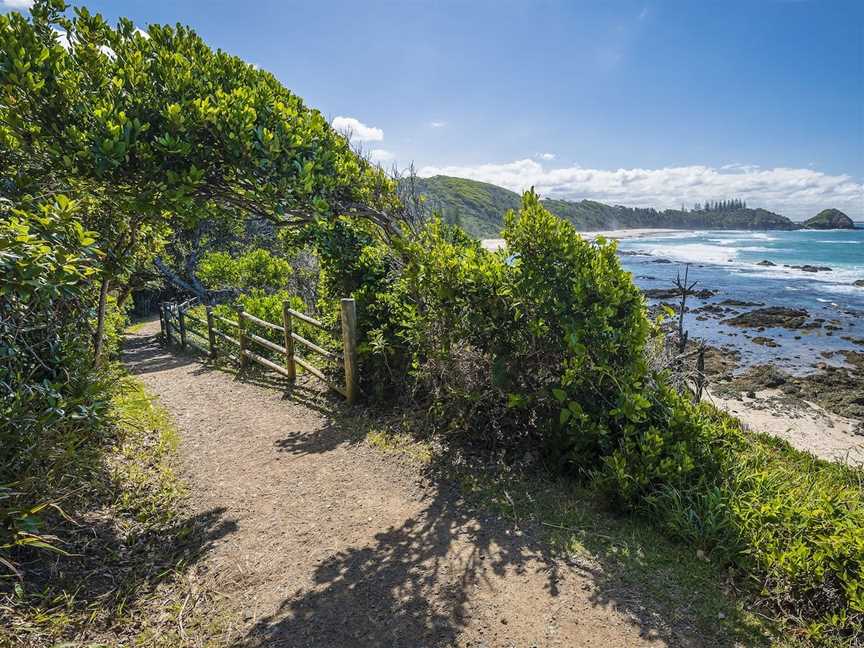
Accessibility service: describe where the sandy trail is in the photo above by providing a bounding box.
[123,319,709,647]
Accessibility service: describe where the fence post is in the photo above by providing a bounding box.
[340,298,358,404]
[178,306,187,350]
[282,300,296,381]
[164,303,173,345]
[237,307,248,370]
[206,306,217,359]
[158,303,166,343]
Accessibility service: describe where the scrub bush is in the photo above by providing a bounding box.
[307,216,408,398]
[0,198,107,568]
[198,249,293,292]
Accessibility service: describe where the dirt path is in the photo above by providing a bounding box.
[123,320,691,647]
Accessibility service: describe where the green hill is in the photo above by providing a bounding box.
[410,176,521,238]
[802,208,855,230]
[409,175,800,238]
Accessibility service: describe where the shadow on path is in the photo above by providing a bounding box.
[130,324,762,648]
[239,484,564,648]
[122,329,199,376]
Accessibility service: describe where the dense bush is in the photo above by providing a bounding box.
[0,197,109,564]
[725,434,864,638]
[372,192,665,462]
[307,216,408,398]
[197,249,293,292]
[631,409,864,640]
[195,248,331,369]
[366,218,517,432]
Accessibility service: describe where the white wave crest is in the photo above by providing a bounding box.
[643,243,736,265]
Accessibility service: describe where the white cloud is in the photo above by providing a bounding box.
[417,159,864,220]
[429,121,447,128]
[331,116,383,142]
[369,149,395,163]
[1,0,34,9]
[51,28,141,58]
[53,28,71,50]
[535,152,556,161]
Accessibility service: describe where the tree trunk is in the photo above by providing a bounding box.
[116,284,133,308]
[154,257,208,302]
[93,275,110,364]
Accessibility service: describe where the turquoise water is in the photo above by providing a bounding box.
[614,226,864,373]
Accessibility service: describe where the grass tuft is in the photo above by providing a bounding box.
[0,365,229,647]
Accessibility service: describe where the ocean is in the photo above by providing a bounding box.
[613,226,864,374]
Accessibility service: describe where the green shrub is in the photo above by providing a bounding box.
[725,426,863,639]
[0,197,109,568]
[502,191,655,467]
[196,247,330,362]
[98,294,131,359]
[198,249,293,291]
[307,216,408,398]
[234,289,325,354]
[379,192,660,460]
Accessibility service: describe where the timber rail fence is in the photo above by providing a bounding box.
[159,298,358,403]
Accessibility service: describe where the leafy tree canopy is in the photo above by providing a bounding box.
[1,0,398,231]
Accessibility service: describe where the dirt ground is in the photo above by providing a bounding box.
[123,319,709,648]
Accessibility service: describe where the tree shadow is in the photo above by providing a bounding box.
[122,330,199,375]
[145,329,765,647]
[246,413,764,648]
[272,421,363,456]
[238,482,563,648]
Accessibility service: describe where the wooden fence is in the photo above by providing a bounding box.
[159,298,358,403]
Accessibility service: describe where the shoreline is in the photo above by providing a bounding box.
[702,342,863,465]
[708,387,863,466]
[579,227,686,240]
[482,228,685,251]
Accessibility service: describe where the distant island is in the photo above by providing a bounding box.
[409,175,856,238]
[801,208,855,230]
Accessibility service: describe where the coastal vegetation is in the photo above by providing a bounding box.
[2,2,862,645]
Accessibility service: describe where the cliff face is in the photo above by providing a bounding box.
[802,209,855,230]
[409,175,801,238]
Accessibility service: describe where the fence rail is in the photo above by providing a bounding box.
[159,297,357,403]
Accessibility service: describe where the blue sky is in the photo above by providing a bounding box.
[4,0,863,219]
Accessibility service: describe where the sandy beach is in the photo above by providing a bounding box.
[580,228,685,240]
[482,228,684,251]
[708,388,863,466]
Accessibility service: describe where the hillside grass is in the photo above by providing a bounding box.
[413,175,521,237]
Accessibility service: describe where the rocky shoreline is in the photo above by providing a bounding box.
[639,281,864,459]
[710,353,864,427]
